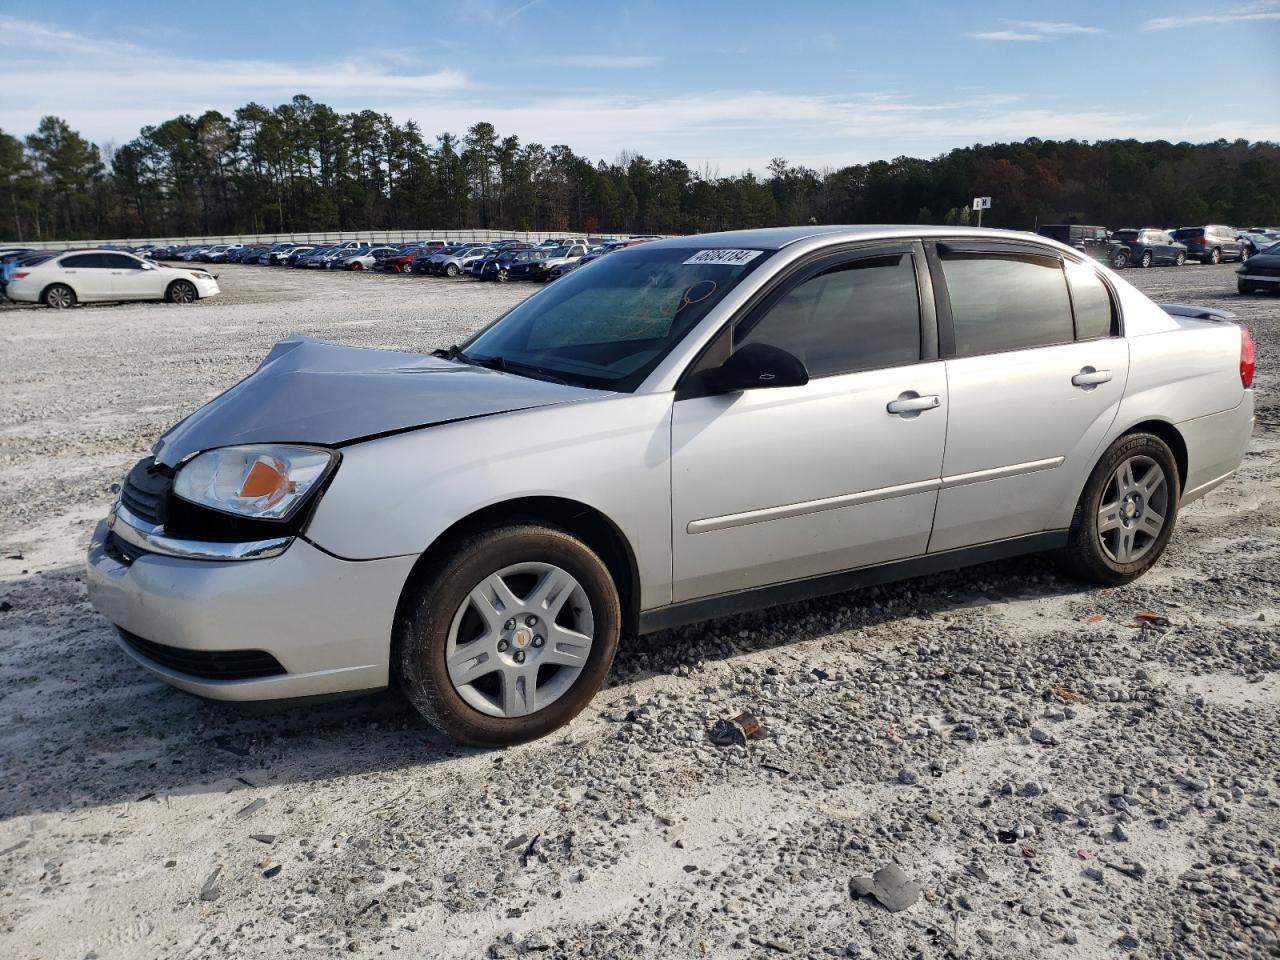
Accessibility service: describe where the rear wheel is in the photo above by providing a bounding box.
[497,268,510,283]
[1174,251,1186,266]
[44,284,76,309]
[445,263,460,277]
[166,280,197,304]
[1058,433,1178,586]
[351,261,363,271]
[1209,247,1222,265]
[397,524,621,746]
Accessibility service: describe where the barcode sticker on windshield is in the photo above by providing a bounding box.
[683,249,764,266]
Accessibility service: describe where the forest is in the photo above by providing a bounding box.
[2,94,1278,241]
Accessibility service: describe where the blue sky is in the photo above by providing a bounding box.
[1,0,1277,172]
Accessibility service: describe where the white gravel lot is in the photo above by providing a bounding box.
[0,262,1277,960]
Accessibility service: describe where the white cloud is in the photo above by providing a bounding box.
[1005,20,1103,34]
[967,30,1042,42]
[459,0,543,27]
[0,15,468,129]
[537,54,662,68]
[1144,4,1280,30]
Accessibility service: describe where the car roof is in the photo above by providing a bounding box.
[643,224,1057,251]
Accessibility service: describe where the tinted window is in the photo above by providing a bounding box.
[737,253,921,377]
[1065,261,1116,340]
[941,252,1074,357]
[102,253,141,269]
[1112,230,1140,241]
[61,253,108,268]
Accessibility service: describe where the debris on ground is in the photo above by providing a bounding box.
[709,711,762,747]
[849,864,922,913]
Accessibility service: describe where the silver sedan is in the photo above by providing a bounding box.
[85,226,1256,745]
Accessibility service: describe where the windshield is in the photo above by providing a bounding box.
[461,244,773,391]
[1263,242,1280,255]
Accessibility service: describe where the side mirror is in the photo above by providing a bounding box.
[141,261,155,269]
[706,342,809,393]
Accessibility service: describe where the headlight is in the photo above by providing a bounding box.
[174,444,337,520]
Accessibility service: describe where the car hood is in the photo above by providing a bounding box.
[152,337,608,467]
[1242,254,1280,268]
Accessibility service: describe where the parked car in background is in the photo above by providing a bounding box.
[478,248,544,281]
[1109,229,1186,268]
[513,244,589,282]
[336,246,399,271]
[1035,224,1130,268]
[7,250,219,307]
[1238,231,1279,259]
[380,245,428,274]
[288,246,330,267]
[1237,241,1280,295]
[412,244,466,275]
[262,245,308,265]
[1173,226,1247,264]
[0,248,43,297]
[84,225,1254,745]
[203,244,245,264]
[433,246,495,277]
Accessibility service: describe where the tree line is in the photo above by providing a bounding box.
[2,94,1278,242]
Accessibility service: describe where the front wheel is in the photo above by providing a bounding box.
[496,268,510,283]
[1139,251,1153,268]
[445,263,460,277]
[44,284,76,309]
[397,524,621,746]
[1111,250,1129,270]
[1058,433,1179,586]
[1238,280,1253,295]
[1174,252,1186,266]
[167,280,197,304]
[1209,248,1221,265]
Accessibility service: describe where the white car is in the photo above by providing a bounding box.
[6,250,220,307]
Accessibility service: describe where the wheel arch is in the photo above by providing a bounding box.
[40,281,76,304]
[1115,419,1188,493]
[392,495,642,641]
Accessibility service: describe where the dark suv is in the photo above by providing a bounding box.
[1109,229,1187,268]
[1036,224,1130,268]
[1172,225,1247,264]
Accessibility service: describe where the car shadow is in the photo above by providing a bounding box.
[0,552,1089,822]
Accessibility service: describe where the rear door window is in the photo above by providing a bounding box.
[62,253,109,268]
[940,251,1074,357]
[737,251,922,377]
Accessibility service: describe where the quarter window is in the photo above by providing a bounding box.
[1065,260,1116,340]
[736,253,921,377]
[940,252,1074,356]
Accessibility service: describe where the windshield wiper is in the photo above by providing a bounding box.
[433,345,569,384]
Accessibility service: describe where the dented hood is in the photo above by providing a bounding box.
[152,337,606,467]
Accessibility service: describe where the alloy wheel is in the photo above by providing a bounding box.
[1096,455,1169,564]
[169,281,195,304]
[445,562,594,718]
[45,286,73,308]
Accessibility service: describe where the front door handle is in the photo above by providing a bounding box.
[886,393,941,416]
[1072,367,1112,388]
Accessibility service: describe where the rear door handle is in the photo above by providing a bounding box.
[1072,367,1112,388]
[886,393,941,416]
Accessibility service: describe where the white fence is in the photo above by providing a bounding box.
[2,228,672,250]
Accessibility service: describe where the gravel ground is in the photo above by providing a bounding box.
[0,262,1277,960]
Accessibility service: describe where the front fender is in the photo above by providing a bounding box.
[304,393,675,609]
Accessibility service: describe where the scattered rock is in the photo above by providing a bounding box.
[849,863,921,913]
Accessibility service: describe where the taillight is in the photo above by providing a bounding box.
[1240,326,1255,388]
[13,271,28,279]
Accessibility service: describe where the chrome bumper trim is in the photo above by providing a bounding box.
[108,502,293,561]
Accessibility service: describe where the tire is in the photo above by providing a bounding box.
[445,263,459,277]
[43,284,76,309]
[1057,432,1179,587]
[351,261,363,271]
[1110,250,1128,270]
[397,524,621,746]
[1238,281,1253,295]
[1209,248,1221,265]
[1174,252,1186,266]
[1139,251,1153,268]
[497,268,509,283]
[166,280,197,304]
